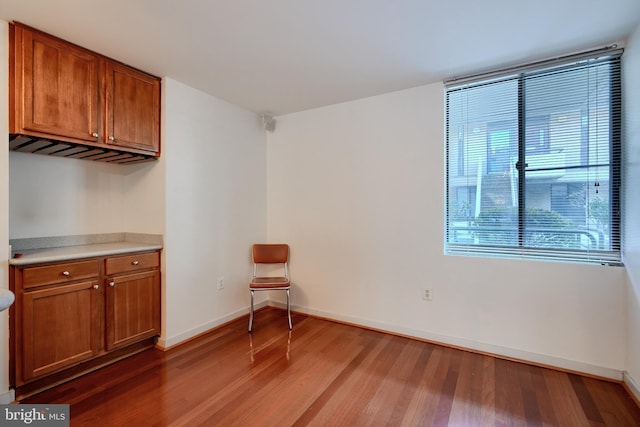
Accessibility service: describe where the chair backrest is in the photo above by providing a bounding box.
[252,244,289,264]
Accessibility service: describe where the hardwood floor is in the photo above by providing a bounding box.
[21,307,640,426]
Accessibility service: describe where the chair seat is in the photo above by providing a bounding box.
[250,277,290,289]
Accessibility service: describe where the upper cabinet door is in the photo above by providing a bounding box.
[105,61,160,154]
[13,24,101,143]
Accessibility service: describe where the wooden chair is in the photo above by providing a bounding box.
[248,244,292,332]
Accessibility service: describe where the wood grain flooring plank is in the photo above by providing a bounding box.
[528,365,560,427]
[543,368,592,427]
[432,347,462,426]
[448,350,482,426]
[583,376,640,427]
[382,341,435,426]
[479,354,496,426]
[517,360,543,427]
[398,344,446,426]
[568,373,605,424]
[494,358,518,427]
[359,339,426,425]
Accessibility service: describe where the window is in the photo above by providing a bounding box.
[445,51,622,265]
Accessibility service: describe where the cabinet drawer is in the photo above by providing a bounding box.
[105,252,159,275]
[22,260,100,289]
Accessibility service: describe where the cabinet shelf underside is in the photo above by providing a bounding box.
[9,134,157,164]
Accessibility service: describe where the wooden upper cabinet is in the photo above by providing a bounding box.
[11,23,101,144]
[9,23,161,160]
[105,61,160,154]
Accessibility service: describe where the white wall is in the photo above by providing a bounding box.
[9,152,132,238]
[121,159,165,235]
[0,19,12,404]
[161,78,266,347]
[623,23,640,397]
[267,83,627,378]
[8,135,168,239]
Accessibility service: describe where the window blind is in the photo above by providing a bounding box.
[445,52,622,265]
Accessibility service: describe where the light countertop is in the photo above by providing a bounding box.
[9,233,163,266]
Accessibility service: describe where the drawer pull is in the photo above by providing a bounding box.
[92,132,99,138]
[93,284,99,290]
[62,271,70,277]
[132,260,139,266]
[109,282,115,287]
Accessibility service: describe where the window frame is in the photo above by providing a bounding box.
[444,52,622,266]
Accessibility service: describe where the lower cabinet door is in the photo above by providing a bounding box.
[22,280,102,381]
[106,270,160,350]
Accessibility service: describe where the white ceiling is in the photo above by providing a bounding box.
[1,0,639,115]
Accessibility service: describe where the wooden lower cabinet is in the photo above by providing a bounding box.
[10,250,160,398]
[106,270,160,350]
[22,279,102,381]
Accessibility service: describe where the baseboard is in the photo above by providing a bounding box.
[157,301,268,349]
[270,301,624,382]
[0,389,15,404]
[624,371,640,406]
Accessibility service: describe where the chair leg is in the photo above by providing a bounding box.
[287,288,292,330]
[249,290,255,332]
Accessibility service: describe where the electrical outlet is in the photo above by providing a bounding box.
[422,288,432,301]
[217,276,225,290]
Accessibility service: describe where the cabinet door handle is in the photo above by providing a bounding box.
[132,260,139,266]
[91,132,99,138]
[108,135,115,141]
[93,284,99,290]
[62,271,70,277]
[109,282,115,287]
